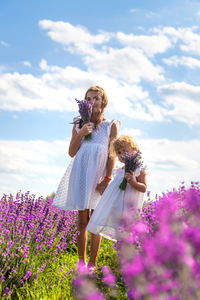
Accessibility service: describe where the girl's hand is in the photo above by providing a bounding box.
[79,122,93,137]
[96,178,110,195]
[125,171,134,183]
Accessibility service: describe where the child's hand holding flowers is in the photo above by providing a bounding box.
[124,171,134,183]
[119,151,144,190]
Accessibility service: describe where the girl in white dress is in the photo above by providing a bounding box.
[87,135,147,242]
[52,86,120,268]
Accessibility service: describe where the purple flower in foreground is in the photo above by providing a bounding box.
[102,266,116,287]
[77,261,88,274]
[73,261,104,300]
[117,183,200,299]
[87,293,104,300]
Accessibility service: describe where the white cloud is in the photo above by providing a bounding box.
[0,139,70,196]
[116,32,172,57]
[138,137,200,197]
[0,137,199,199]
[153,26,200,56]
[163,55,200,68]
[22,61,32,68]
[0,66,93,111]
[85,47,164,83]
[153,26,195,42]
[39,20,111,56]
[0,61,167,121]
[39,20,164,83]
[120,127,143,137]
[158,81,200,125]
[1,21,200,126]
[179,29,200,56]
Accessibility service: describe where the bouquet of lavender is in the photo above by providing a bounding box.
[119,151,144,190]
[75,99,93,140]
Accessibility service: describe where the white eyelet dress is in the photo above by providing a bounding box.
[52,119,117,211]
[86,167,145,241]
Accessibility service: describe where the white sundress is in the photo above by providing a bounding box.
[86,167,145,241]
[52,119,117,211]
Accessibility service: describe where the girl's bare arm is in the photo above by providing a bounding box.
[96,120,120,194]
[68,123,93,157]
[125,170,147,193]
[105,121,120,177]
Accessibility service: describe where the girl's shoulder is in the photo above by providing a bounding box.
[104,119,120,137]
[109,119,121,127]
[98,119,113,133]
[102,118,120,125]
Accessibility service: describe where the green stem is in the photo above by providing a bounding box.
[83,120,92,140]
[85,133,92,140]
[119,178,127,190]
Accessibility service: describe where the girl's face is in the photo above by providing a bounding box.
[116,145,135,163]
[85,91,103,113]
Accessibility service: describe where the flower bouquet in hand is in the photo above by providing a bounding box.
[75,99,93,140]
[119,151,144,190]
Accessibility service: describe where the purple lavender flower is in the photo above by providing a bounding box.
[119,151,144,190]
[0,191,79,295]
[23,271,31,280]
[102,266,116,287]
[75,99,93,140]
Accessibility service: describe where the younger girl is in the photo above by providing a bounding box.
[52,85,120,268]
[87,135,147,241]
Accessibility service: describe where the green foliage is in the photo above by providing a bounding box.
[96,238,128,299]
[11,237,128,299]
[0,192,128,299]
[18,251,79,299]
[45,192,56,200]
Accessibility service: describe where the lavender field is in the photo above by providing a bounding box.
[1,183,200,299]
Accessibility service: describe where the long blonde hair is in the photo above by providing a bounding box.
[85,85,108,129]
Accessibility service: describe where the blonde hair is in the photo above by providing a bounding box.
[110,135,139,158]
[85,85,108,129]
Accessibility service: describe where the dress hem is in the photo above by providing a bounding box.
[87,222,117,242]
[52,204,98,211]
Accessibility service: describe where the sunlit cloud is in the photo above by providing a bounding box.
[158,81,200,125]
[0,137,199,198]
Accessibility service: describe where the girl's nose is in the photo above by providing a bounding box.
[91,97,98,103]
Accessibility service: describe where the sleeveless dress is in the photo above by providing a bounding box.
[52,119,117,211]
[86,167,145,241]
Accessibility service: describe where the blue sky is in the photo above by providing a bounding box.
[0,0,200,199]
